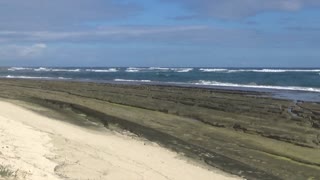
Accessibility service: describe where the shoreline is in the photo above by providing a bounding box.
[0,100,238,180]
[0,78,319,179]
[1,76,320,101]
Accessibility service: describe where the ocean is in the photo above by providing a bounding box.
[1,67,320,95]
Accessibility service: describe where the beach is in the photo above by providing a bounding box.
[0,79,319,180]
[2,0,320,179]
[0,100,237,180]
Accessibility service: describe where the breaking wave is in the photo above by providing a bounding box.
[114,79,151,82]
[125,67,144,72]
[51,69,80,72]
[8,67,33,71]
[34,67,81,72]
[199,68,320,73]
[193,80,320,92]
[125,67,193,73]
[85,68,118,73]
[148,67,170,71]
[171,68,193,72]
[199,68,228,72]
[1,75,71,80]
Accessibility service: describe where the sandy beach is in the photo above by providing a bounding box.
[0,100,239,180]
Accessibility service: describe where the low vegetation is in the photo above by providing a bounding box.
[0,165,17,178]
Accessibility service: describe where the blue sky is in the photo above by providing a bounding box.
[0,0,320,67]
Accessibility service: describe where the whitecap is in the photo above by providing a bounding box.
[199,68,228,72]
[148,67,170,71]
[125,67,144,72]
[193,80,320,93]
[51,69,81,72]
[8,67,32,71]
[114,79,151,82]
[34,67,51,72]
[85,68,118,72]
[171,68,193,72]
[227,69,320,73]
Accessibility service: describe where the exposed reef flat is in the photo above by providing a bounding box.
[0,78,319,180]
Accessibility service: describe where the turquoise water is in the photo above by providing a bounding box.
[1,67,320,93]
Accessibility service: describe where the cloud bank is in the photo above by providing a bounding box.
[1,25,319,48]
[0,0,141,30]
[167,0,320,19]
[0,43,47,59]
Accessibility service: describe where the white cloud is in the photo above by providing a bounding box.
[0,0,141,30]
[0,26,207,42]
[0,43,47,59]
[19,43,47,57]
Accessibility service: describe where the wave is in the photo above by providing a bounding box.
[34,67,81,72]
[200,68,320,73]
[1,75,71,80]
[148,67,170,71]
[171,68,193,73]
[114,79,151,82]
[8,67,33,71]
[226,69,284,73]
[228,69,320,73]
[199,68,228,72]
[33,67,53,72]
[51,68,80,72]
[125,67,144,72]
[193,80,320,92]
[125,67,193,73]
[85,68,118,73]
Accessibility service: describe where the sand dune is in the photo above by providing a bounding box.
[0,101,240,180]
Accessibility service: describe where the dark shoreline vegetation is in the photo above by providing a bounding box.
[0,78,319,180]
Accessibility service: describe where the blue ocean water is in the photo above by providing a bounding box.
[1,67,320,93]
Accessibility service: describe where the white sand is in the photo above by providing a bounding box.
[0,101,241,180]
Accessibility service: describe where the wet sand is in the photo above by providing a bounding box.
[0,101,238,180]
[0,79,319,180]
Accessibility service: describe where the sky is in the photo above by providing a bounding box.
[0,0,320,67]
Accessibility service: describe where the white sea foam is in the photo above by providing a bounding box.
[148,67,170,71]
[193,80,320,92]
[1,75,71,80]
[85,68,118,72]
[126,67,193,73]
[51,68,81,72]
[200,68,320,73]
[125,67,144,72]
[199,68,228,72]
[34,68,81,72]
[34,67,51,72]
[57,77,71,79]
[262,69,320,72]
[114,79,151,82]
[126,69,140,72]
[8,67,32,71]
[171,68,194,72]
[227,69,320,73]
[251,69,287,73]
